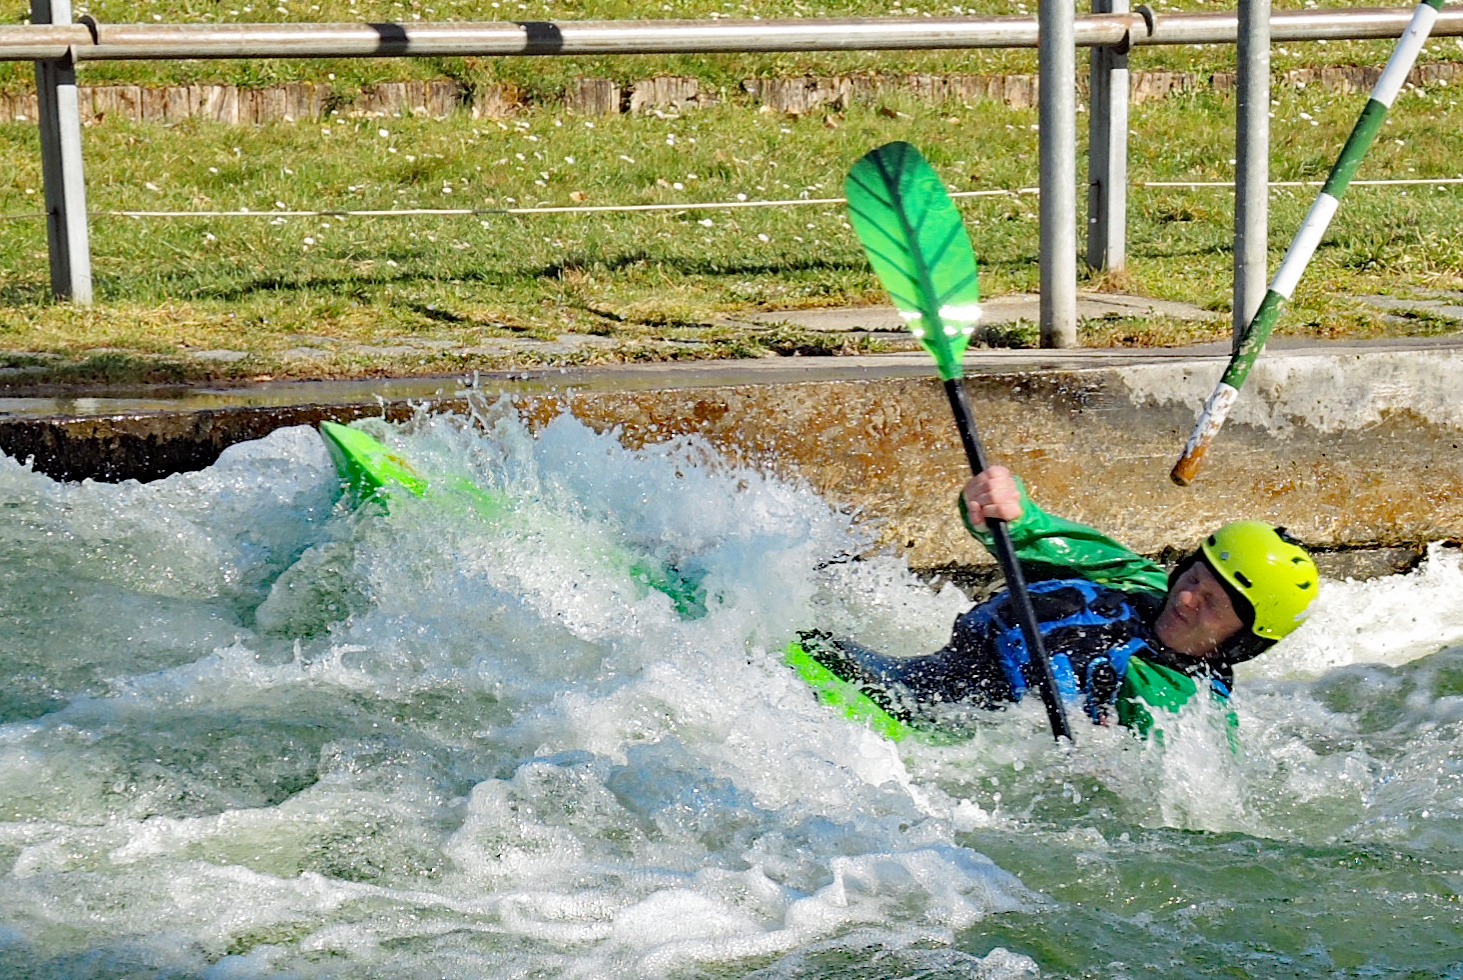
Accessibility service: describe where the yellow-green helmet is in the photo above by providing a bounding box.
[1199,521,1319,641]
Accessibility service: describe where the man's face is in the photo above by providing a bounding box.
[1154,560,1246,658]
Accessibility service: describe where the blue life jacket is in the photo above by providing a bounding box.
[798,578,1235,728]
[956,578,1183,721]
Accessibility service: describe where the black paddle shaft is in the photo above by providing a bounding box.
[944,378,1073,742]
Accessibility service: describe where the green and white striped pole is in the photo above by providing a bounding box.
[1171,0,1445,486]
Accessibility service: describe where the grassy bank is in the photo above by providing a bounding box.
[2,74,1463,386]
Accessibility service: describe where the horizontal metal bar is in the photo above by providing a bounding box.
[75,17,1107,59]
[1138,6,1463,45]
[0,23,90,60]
[0,6,1460,62]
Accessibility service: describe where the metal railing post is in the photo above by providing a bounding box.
[1039,0,1078,348]
[1086,0,1131,274]
[1234,0,1270,346]
[33,0,93,304]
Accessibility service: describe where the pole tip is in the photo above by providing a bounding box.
[1170,449,1204,487]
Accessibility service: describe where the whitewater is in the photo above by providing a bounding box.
[0,403,1459,980]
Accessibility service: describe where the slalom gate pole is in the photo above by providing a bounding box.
[1169,0,1445,487]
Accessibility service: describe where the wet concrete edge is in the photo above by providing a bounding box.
[3,338,1461,583]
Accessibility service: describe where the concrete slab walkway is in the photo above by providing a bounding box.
[4,290,1463,420]
[731,290,1220,338]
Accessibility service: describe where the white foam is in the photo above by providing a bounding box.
[1,409,1459,978]
[1247,542,1463,678]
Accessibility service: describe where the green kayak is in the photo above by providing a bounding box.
[317,420,707,618]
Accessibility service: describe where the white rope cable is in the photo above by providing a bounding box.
[0,177,1458,221]
[1138,177,1463,188]
[94,187,1036,219]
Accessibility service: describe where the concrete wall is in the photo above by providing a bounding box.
[517,346,1463,572]
[1,341,1459,576]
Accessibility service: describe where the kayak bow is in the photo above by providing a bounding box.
[317,420,707,618]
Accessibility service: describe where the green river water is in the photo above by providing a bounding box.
[0,404,1458,980]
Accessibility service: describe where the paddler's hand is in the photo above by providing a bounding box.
[963,466,1023,530]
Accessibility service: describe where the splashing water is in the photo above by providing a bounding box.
[0,405,1460,980]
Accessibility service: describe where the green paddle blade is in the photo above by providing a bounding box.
[845,141,981,381]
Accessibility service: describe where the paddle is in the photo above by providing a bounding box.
[844,141,1072,743]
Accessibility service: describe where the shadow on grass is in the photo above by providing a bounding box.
[101,249,880,305]
[536,251,870,280]
[144,267,433,304]
[1115,237,1234,263]
[405,302,469,325]
[0,280,60,307]
[713,322,891,357]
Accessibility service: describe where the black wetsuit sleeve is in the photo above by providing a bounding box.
[800,619,1015,724]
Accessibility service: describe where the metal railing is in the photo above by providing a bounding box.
[5,7,1460,59]
[10,4,1462,343]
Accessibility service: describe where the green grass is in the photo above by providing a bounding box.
[2,75,1463,386]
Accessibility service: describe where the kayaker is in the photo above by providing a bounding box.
[799,465,1319,731]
